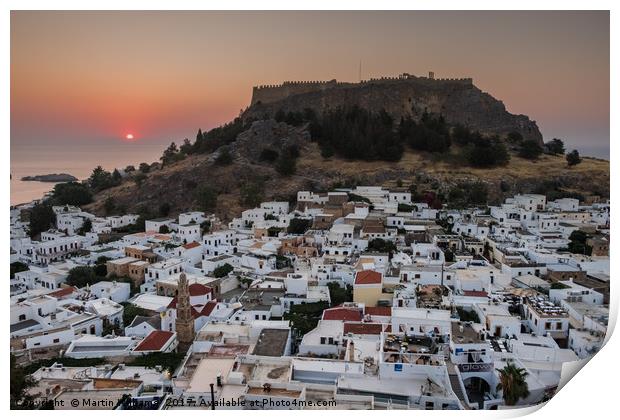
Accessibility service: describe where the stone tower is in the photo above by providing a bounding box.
[175,273,194,352]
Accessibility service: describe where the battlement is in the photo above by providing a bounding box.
[252,79,340,105]
[250,73,473,105]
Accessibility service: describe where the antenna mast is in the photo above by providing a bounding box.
[359,59,362,82]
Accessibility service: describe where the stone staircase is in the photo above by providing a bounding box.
[446,361,471,410]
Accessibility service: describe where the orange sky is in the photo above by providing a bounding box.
[11,11,610,157]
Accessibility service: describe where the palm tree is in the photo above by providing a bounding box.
[496,362,530,406]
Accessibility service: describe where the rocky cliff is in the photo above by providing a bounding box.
[244,74,543,144]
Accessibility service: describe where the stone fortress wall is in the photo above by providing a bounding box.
[251,72,474,106]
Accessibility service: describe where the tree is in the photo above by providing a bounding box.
[448,182,488,208]
[122,302,150,326]
[464,136,510,168]
[545,138,565,155]
[287,218,312,234]
[284,301,329,336]
[238,277,253,288]
[276,255,291,269]
[77,218,92,235]
[320,143,335,158]
[368,238,397,253]
[456,307,480,323]
[327,282,353,306]
[159,202,171,217]
[10,262,29,279]
[518,140,543,160]
[566,149,582,166]
[126,352,186,375]
[506,131,523,143]
[215,146,233,165]
[192,117,251,154]
[104,197,116,215]
[139,162,151,173]
[125,165,136,173]
[66,266,100,288]
[496,362,530,406]
[161,142,181,166]
[213,263,233,278]
[96,256,111,265]
[567,230,592,255]
[112,169,122,183]
[451,124,474,145]
[28,202,56,238]
[347,193,372,204]
[51,182,93,206]
[159,225,170,234]
[11,354,36,409]
[194,185,218,211]
[259,148,279,162]
[399,113,451,153]
[239,179,264,207]
[88,166,117,191]
[275,147,297,175]
[398,203,415,212]
[314,106,403,161]
[200,220,211,235]
[180,138,193,155]
[133,172,147,186]
[93,262,107,277]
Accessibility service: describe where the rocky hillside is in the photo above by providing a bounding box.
[245,76,543,144]
[84,119,608,221]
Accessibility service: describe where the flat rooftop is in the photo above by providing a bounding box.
[10,319,40,333]
[252,328,289,357]
[186,358,236,394]
[451,321,484,344]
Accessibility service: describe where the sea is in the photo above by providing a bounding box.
[10,140,609,206]
[10,141,168,206]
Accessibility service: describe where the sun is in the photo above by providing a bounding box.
[125,133,134,140]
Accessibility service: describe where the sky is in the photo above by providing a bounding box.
[11,11,610,159]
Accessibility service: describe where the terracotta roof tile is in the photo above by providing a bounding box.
[343,322,383,335]
[47,286,77,299]
[189,283,212,296]
[201,300,218,316]
[364,306,392,316]
[134,330,175,352]
[354,270,382,285]
[323,307,363,322]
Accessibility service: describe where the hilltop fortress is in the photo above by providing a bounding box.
[245,72,543,144]
[251,72,473,106]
